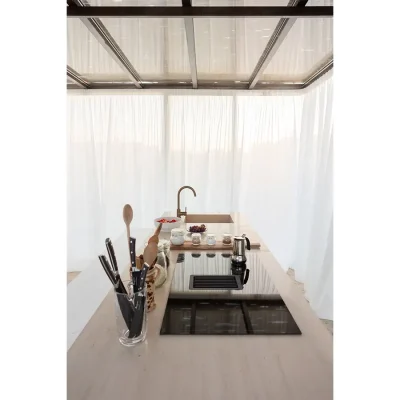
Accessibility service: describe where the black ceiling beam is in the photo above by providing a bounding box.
[67,6,333,18]
[248,0,308,89]
[67,66,90,89]
[69,0,143,88]
[182,0,198,89]
[68,81,305,91]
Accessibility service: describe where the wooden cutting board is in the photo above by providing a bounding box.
[169,241,260,251]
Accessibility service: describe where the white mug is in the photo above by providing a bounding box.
[206,233,216,246]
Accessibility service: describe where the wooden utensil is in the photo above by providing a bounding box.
[143,223,162,267]
[148,223,162,244]
[122,204,133,241]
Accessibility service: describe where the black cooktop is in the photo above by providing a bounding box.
[160,252,301,335]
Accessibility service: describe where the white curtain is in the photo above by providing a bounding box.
[165,95,234,213]
[292,76,333,319]
[67,93,166,271]
[67,74,333,319]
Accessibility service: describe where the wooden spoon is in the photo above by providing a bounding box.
[123,204,133,241]
[143,241,158,268]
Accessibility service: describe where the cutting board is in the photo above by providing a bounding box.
[169,241,261,251]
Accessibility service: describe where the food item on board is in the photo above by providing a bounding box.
[188,224,206,233]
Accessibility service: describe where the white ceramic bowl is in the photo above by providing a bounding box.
[154,217,182,232]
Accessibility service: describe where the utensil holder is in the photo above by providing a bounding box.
[114,281,147,347]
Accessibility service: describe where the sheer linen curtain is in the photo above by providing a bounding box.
[292,75,333,319]
[235,94,303,270]
[165,95,234,213]
[67,76,333,319]
[67,93,166,272]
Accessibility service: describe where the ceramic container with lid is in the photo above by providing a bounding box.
[170,228,185,246]
[206,233,216,246]
[191,233,201,246]
[222,233,232,246]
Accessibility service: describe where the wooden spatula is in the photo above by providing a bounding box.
[143,223,162,267]
[123,204,133,241]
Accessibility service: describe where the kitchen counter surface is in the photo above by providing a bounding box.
[67,212,333,400]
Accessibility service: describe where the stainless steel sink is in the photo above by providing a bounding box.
[185,214,234,223]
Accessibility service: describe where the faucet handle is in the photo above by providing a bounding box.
[185,207,187,213]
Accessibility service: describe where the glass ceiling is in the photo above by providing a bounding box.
[67,1,333,89]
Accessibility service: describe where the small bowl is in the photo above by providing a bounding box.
[187,226,207,234]
[154,217,182,232]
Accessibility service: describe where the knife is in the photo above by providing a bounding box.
[98,255,118,289]
[129,236,137,273]
[105,238,126,293]
[138,263,150,291]
[105,238,118,273]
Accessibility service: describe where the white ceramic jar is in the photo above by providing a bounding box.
[191,233,201,246]
[206,233,216,246]
[170,228,185,246]
[222,233,232,246]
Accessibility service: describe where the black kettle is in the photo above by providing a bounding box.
[231,264,250,285]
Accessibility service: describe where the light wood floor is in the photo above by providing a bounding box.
[67,272,81,284]
[287,268,333,335]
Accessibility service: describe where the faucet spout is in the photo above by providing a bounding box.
[177,186,197,218]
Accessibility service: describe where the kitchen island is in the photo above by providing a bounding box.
[67,212,333,400]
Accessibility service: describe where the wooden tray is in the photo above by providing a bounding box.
[169,241,260,251]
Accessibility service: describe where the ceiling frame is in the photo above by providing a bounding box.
[182,0,198,89]
[66,4,333,91]
[67,66,90,89]
[68,0,143,88]
[67,6,333,18]
[248,0,308,89]
[302,56,333,88]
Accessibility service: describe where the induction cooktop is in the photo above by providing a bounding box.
[160,252,301,335]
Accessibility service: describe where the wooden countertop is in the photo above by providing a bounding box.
[158,211,268,251]
[67,212,333,400]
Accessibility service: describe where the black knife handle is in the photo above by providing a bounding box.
[138,263,150,291]
[103,249,127,295]
[132,270,141,293]
[243,269,250,285]
[98,255,117,288]
[105,238,119,272]
[129,237,137,272]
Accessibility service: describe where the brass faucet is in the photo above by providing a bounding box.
[177,186,197,218]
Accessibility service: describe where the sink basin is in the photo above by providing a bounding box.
[185,214,234,223]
